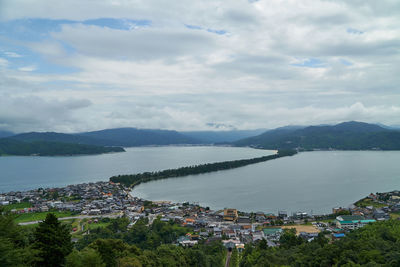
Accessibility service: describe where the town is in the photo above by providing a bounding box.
[1,181,399,249]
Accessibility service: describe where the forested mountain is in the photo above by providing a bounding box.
[181,129,267,143]
[79,128,201,146]
[6,122,400,150]
[0,138,124,156]
[9,128,201,147]
[10,132,108,146]
[234,121,400,150]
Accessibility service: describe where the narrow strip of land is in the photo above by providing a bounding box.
[110,149,297,187]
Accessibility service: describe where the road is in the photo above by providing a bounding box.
[18,213,122,226]
[225,251,232,267]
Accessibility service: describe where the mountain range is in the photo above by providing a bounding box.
[6,128,268,147]
[234,121,400,150]
[2,121,400,155]
[0,128,263,156]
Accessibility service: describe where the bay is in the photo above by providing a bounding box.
[0,146,270,192]
[132,151,400,214]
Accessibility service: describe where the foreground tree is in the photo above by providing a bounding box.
[0,208,35,266]
[33,213,73,267]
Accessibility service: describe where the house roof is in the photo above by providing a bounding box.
[339,219,376,224]
[333,233,345,238]
[337,215,365,221]
[338,220,355,224]
[361,219,376,223]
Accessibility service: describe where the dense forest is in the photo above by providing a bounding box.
[0,138,124,156]
[3,210,400,266]
[110,150,297,187]
[235,121,400,150]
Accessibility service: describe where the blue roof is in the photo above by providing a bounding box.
[333,233,345,238]
[361,219,376,223]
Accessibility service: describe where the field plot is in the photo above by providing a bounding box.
[282,225,320,234]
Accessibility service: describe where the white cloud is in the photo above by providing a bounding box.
[18,65,37,72]
[4,51,22,58]
[0,0,399,131]
[0,94,92,133]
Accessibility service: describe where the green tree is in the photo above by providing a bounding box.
[0,208,35,266]
[230,248,239,267]
[66,248,106,267]
[89,239,139,267]
[279,228,303,249]
[118,256,142,267]
[33,213,73,267]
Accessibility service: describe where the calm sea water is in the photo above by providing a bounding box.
[0,146,271,192]
[2,147,400,214]
[132,151,400,214]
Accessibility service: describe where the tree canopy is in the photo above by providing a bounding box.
[33,213,73,267]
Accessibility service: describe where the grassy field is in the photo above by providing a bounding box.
[87,221,111,230]
[3,202,32,211]
[14,211,74,223]
[282,225,320,234]
[390,212,400,220]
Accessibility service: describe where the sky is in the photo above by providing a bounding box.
[0,0,399,133]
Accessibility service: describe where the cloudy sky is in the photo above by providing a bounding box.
[0,0,399,133]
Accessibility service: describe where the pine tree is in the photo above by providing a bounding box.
[33,213,73,267]
[0,208,34,266]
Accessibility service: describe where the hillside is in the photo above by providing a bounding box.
[234,121,400,150]
[0,138,125,156]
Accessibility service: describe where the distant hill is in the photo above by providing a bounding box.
[9,128,201,147]
[0,138,124,156]
[10,132,107,146]
[79,128,201,146]
[234,121,400,150]
[0,130,14,138]
[7,128,264,146]
[181,129,267,143]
